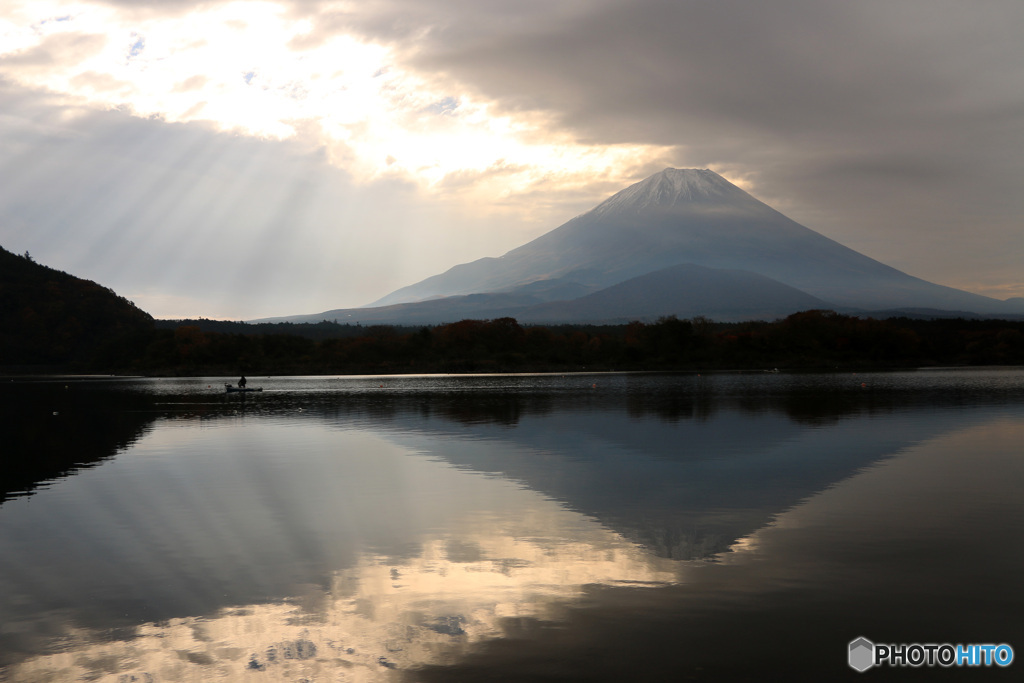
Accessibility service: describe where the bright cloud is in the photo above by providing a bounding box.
[0,0,670,201]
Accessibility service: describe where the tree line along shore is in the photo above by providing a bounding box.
[5,311,1024,376]
[5,245,1024,376]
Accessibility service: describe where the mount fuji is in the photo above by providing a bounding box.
[261,169,1017,324]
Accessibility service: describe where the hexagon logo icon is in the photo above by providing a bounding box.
[849,637,875,672]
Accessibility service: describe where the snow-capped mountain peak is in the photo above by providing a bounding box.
[590,168,754,217]
[346,167,1009,318]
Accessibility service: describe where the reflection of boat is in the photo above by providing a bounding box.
[225,384,262,393]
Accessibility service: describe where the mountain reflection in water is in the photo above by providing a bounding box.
[1,370,1023,682]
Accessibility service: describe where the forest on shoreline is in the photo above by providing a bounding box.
[5,310,1024,376]
[4,245,1024,376]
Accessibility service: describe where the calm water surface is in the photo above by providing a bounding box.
[1,370,1023,681]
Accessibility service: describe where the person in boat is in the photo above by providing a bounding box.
[238,375,247,388]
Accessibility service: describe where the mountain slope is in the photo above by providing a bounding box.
[516,264,830,323]
[370,168,1007,314]
[0,246,153,366]
[261,264,829,325]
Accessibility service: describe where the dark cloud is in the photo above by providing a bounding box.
[332,0,1024,295]
[340,1,1023,145]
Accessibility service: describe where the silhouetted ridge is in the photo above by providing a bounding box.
[0,246,154,368]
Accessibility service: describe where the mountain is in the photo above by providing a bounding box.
[0,246,154,368]
[516,264,830,323]
[372,168,1005,312]
[261,169,1012,324]
[258,264,830,326]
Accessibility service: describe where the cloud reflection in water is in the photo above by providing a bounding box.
[1,418,680,682]
[3,372,1024,681]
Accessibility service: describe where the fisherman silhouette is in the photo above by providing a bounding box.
[238,375,247,388]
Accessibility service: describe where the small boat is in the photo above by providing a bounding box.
[225,384,262,393]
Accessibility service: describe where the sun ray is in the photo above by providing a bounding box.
[0,0,672,204]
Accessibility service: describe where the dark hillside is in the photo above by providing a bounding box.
[0,246,153,370]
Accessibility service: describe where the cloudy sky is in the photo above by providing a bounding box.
[2,0,1022,320]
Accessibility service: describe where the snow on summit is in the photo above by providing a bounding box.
[591,168,754,216]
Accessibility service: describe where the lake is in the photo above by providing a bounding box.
[2,370,1023,681]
